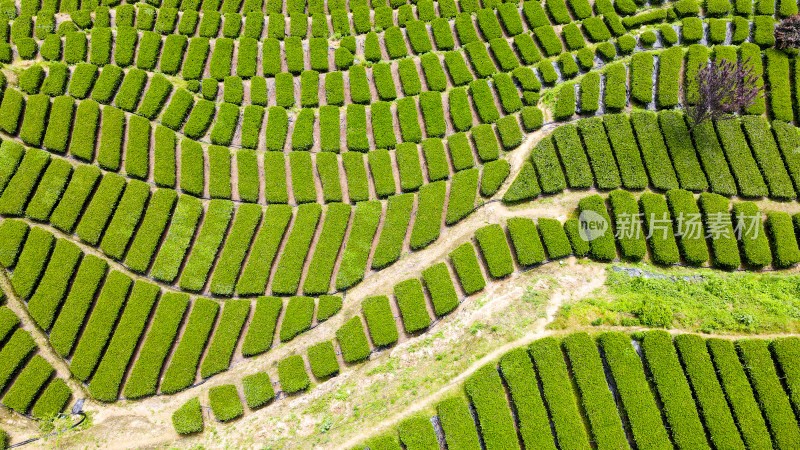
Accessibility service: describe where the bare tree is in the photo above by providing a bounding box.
[687,58,763,130]
[776,15,800,50]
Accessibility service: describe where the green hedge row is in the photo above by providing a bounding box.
[208,204,262,296]
[308,340,339,379]
[3,355,53,414]
[732,201,771,268]
[599,332,672,449]
[303,202,351,295]
[475,224,514,278]
[601,114,645,191]
[272,203,322,295]
[464,364,519,448]
[766,211,800,268]
[553,123,592,189]
[237,205,293,296]
[209,384,243,422]
[630,110,679,191]
[507,217,545,267]
[741,115,795,200]
[640,192,680,266]
[0,330,36,393]
[242,371,275,409]
[372,193,414,270]
[87,281,160,402]
[0,147,49,217]
[27,238,81,331]
[49,255,108,358]
[394,278,431,333]
[445,168,479,225]
[336,200,382,290]
[24,156,69,222]
[657,110,708,191]
[497,347,554,449]
[241,296,283,357]
[410,181,445,250]
[160,298,220,395]
[398,414,439,449]
[528,337,590,448]
[673,334,746,449]
[437,396,482,448]
[67,269,132,382]
[577,195,616,261]
[362,295,399,347]
[707,338,773,448]
[664,189,709,266]
[173,398,203,435]
[715,118,768,198]
[178,200,234,292]
[124,293,189,399]
[562,332,628,449]
[422,262,458,316]
[737,339,800,447]
[31,378,71,420]
[336,316,371,363]
[200,299,250,379]
[698,193,741,270]
[99,180,150,261]
[280,296,315,343]
[641,331,707,448]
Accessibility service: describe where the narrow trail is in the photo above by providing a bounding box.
[0,271,90,399]
[338,268,607,449]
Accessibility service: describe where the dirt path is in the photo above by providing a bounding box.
[0,271,89,398]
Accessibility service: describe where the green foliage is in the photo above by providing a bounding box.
[507,217,545,267]
[465,364,524,449]
[200,299,250,378]
[640,331,707,448]
[373,193,414,269]
[698,193,741,270]
[737,339,800,447]
[240,296,282,357]
[475,224,514,278]
[410,181,445,250]
[121,292,188,398]
[303,203,351,295]
[397,414,438,448]
[0,330,36,393]
[31,378,71,420]
[2,355,53,414]
[70,270,132,382]
[640,192,680,265]
[673,335,745,450]
[242,372,275,409]
[336,316,371,363]
[87,280,160,402]
[732,202,771,269]
[272,204,322,295]
[422,262,458,316]
[599,332,672,449]
[562,333,628,449]
[209,385,243,422]
[393,279,431,333]
[528,337,591,448]
[308,341,339,379]
[578,195,616,261]
[499,347,555,449]
[280,296,315,343]
[49,255,108,358]
[362,295,398,347]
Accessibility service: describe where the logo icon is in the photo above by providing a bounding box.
[578,210,608,242]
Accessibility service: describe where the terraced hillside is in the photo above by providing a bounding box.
[1,0,800,445]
